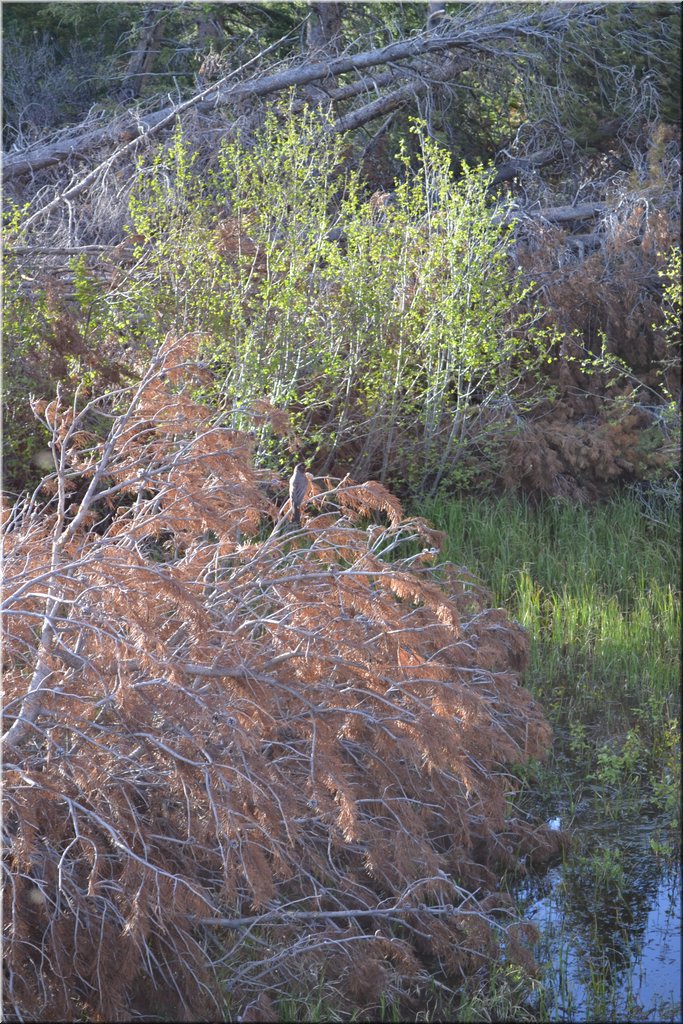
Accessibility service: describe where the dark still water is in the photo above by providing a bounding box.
[513,811,681,1022]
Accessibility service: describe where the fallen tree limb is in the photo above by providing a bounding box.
[13,34,304,232]
[493,201,608,228]
[565,231,604,252]
[10,245,111,254]
[490,146,559,185]
[532,202,608,224]
[333,56,461,134]
[332,74,430,135]
[195,899,495,930]
[2,29,296,182]
[3,3,604,183]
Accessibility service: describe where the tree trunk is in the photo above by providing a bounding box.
[427,2,447,29]
[307,1,343,56]
[305,1,344,105]
[119,5,167,100]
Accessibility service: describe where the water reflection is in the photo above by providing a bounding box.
[511,812,681,1021]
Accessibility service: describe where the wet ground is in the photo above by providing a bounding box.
[513,808,681,1022]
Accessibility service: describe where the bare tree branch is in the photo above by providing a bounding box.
[3,3,606,183]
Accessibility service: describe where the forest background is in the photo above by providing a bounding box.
[2,3,681,1022]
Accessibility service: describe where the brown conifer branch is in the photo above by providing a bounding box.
[2,336,561,1020]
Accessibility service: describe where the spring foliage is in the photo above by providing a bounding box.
[3,110,558,497]
[143,114,553,490]
[4,109,679,501]
[1,335,566,1021]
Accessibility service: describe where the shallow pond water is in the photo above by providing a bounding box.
[512,809,681,1022]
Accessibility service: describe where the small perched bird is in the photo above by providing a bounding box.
[289,463,309,525]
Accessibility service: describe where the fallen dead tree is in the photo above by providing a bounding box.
[1,335,565,1021]
[6,1,676,267]
[3,3,603,183]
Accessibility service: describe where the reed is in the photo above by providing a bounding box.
[416,488,681,1023]
[422,491,680,737]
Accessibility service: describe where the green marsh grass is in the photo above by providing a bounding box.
[422,491,680,740]
[419,489,681,1022]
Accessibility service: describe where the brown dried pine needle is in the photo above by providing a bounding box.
[2,336,564,1022]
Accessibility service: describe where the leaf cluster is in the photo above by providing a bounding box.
[122,113,554,493]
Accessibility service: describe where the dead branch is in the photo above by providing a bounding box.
[2,335,565,1020]
[332,56,461,135]
[13,33,300,234]
[3,3,606,184]
[531,201,608,224]
[493,200,608,229]
[197,899,499,930]
[490,145,559,186]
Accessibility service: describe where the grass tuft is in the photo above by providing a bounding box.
[422,491,680,737]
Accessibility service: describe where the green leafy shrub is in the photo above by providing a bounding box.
[127,110,557,492]
[7,110,559,497]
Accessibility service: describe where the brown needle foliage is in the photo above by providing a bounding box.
[2,336,564,1022]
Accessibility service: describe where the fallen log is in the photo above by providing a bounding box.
[490,146,558,186]
[493,201,608,229]
[2,4,603,183]
[532,201,607,223]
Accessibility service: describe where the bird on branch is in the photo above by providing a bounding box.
[289,463,309,526]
